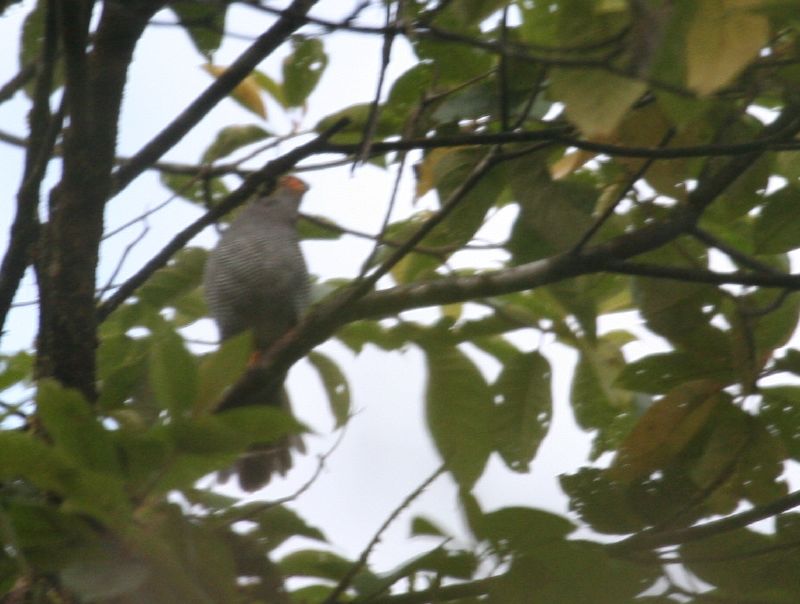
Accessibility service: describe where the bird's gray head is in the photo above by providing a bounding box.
[254,174,308,219]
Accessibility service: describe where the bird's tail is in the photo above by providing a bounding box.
[218,387,305,491]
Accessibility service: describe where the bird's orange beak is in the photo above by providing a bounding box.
[279,175,309,193]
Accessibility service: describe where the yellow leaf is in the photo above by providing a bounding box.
[609,380,725,482]
[415,148,460,198]
[203,64,267,119]
[549,149,597,180]
[549,69,647,137]
[686,0,769,96]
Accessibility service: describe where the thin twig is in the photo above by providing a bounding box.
[97,222,149,301]
[609,487,800,553]
[690,226,783,275]
[322,465,446,604]
[571,127,676,253]
[111,0,320,195]
[229,424,349,523]
[353,0,398,167]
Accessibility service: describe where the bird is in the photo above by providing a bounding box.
[203,174,310,491]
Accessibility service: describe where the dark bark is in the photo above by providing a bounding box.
[35,1,164,398]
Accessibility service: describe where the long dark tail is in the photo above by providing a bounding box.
[218,385,305,491]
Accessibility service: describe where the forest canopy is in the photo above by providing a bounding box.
[2,0,800,602]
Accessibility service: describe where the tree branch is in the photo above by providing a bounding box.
[609,488,800,553]
[317,127,800,160]
[0,2,60,342]
[111,0,320,195]
[604,261,800,290]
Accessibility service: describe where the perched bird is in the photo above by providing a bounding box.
[203,174,310,490]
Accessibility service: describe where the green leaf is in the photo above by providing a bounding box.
[201,124,270,164]
[160,172,229,207]
[170,1,227,56]
[251,70,288,107]
[492,351,552,472]
[474,507,574,553]
[222,504,325,547]
[282,35,328,107]
[549,68,646,137]
[165,406,301,456]
[571,335,635,457]
[148,323,198,416]
[753,186,800,254]
[216,404,306,445]
[560,468,648,535]
[410,516,450,538]
[0,432,130,526]
[682,528,800,600]
[97,333,148,411]
[491,540,656,604]
[195,331,251,413]
[616,351,735,394]
[424,344,494,490]
[136,247,208,310]
[609,381,726,483]
[19,1,64,97]
[308,351,350,428]
[0,350,33,391]
[297,215,344,240]
[760,386,800,459]
[36,380,121,475]
[685,0,768,96]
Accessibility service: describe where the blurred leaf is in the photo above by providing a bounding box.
[279,549,381,595]
[571,333,635,457]
[410,516,450,538]
[549,69,646,137]
[753,186,800,254]
[170,1,227,56]
[685,0,769,96]
[315,102,400,141]
[474,507,574,553]
[308,351,350,428]
[19,1,63,96]
[203,64,266,118]
[36,380,121,475]
[424,344,494,490]
[148,323,197,416]
[492,351,552,472]
[616,351,735,394]
[633,273,729,353]
[136,247,208,310]
[609,380,725,482]
[195,331,251,413]
[297,214,344,240]
[682,528,800,601]
[0,350,33,391]
[201,124,270,163]
[97,333,148,411]
[508,158,596,262]
[760,386,800,459]
[251,69,288,107]
[282,35,328,107]
[560,468,648,535]
[490,539,655,604]
[160,171,230,206]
